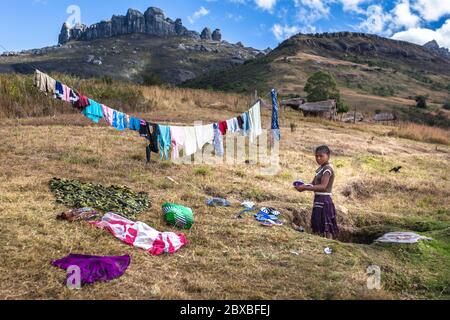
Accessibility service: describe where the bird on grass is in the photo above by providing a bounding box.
[389,166,402,173]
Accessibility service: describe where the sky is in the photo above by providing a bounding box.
[0,0,449,53]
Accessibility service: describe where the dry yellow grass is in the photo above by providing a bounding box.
[390,123,450,145]
[0,91,449,300]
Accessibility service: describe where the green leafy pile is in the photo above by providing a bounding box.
[49,178,150,219]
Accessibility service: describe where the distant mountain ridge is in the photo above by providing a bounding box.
[0,6,271,84]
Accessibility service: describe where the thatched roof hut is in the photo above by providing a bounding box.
[373,112,397,122]
[298,100,337,120]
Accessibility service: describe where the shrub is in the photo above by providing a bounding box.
[415,95,427,109]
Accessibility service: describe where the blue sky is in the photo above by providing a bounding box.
[1,0,449,52]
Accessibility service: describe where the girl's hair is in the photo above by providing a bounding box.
[315,145,331,155]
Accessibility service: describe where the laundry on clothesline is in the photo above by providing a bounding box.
[33,69,267,162]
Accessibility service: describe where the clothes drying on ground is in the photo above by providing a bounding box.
[213,123,224,157]
[218,121,228,135]
[206,198,231,207]
[157,125,171,160]
[57,207,99,222]
[184,126,198,157]
[128,117,141,131]
[51,254,130,286]
[91,212,187,255]
[249,101,262,143]
[34,69,57,95]
[255,207,283,226]
[375,232,432,244]
[82,99,104,123]
[195,124,215,150]
[112,110,127,131]
[101,105,114,126]
[170,126,186,160]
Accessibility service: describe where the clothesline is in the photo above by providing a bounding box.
[33,69,277,162]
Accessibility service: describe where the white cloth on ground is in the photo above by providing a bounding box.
[375,232,432,244]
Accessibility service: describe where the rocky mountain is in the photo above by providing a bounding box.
[58,7,220,44]
[0,6,267,84]
[423,40,450,59]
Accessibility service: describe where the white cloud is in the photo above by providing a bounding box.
[254,0,278,11]
[392,0,420,29]
[271,23,302,41]
[188,6,210,24]
[392,19,450,49]
[294,0,331,25]
[339,0,367,13]
[358,5,393,35]
[412,0,450,22]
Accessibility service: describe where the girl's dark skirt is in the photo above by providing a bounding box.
[311,195,339,236]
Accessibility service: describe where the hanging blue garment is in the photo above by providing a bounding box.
[157,125,171,160]
[128,117,141,131]
[55,81,64,100]
[271,88,281,141]
[82,99,104,124]
[112,110,126,131]
[213,123,224,157]
[241,112,250,136]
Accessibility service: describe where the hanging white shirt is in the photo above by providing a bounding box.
[249,101,262,143]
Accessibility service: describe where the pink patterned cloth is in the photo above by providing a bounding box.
[91,213,187,256]
[101,105,114,126]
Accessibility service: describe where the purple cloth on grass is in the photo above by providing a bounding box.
[52,254,130,286]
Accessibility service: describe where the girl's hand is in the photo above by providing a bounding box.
[295,185,307,192]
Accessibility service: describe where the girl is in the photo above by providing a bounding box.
[295,145,339,239]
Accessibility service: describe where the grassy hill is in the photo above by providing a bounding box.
[183,33,450,127]
[0,78,449,299]
[0,34,262,85]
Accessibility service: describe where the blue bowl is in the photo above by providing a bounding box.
[293,180,305,187]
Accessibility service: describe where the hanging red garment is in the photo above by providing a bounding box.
[218,121,228,135]
[73,94,90,111]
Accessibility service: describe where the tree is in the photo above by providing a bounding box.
[337,101,349,114]
[415,95,427,109]
[304,71,348,114]
[304,71,340,102]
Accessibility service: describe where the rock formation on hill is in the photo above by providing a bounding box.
[423,40,450,59]
[58,7,222,44]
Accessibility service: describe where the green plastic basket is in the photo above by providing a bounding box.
[162,203,194,229]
